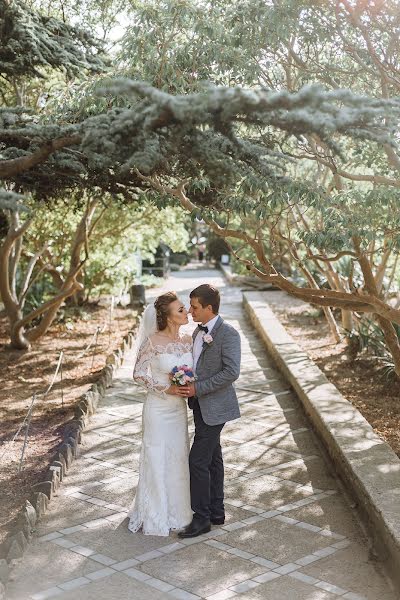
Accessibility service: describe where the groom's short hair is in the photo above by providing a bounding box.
[190,284,220,314]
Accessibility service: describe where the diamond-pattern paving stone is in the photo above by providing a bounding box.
[226,547,255,559]
[6,543,101,599]
[205,590,238,600]
[135,549,164,561]
[235,575,338,599]
[224,440,304,472]
[34,495,116,536]
[58,576,91,591]
[90,554,116,566]
[38,532,63,542]
[31,588,63,600]
[272,455,338,489]
[59,572,169,600]
[112,558,141,571]
[138,544,266,598]
[316,580,348,595]
[58,525,87,535]
[81,476,138,506]
[302,544,398,600]
[228,579,259,593]
[123,568,151,582]
[168,588,202,600]
[145,577,175,592]
[159,542,185,554]
[70,546,95,557]
[250,557,280,569]
[284,494,365,540]
[65,520,172,561]
[222,521,247,532]
[272,563,299,575]
[288,571,320,585]
[217,517,337,564]
[86,568,115,581]
[226,473,315,511]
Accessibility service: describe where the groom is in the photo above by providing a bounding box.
[178,284,241,539]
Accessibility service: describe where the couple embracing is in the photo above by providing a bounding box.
[128,284,241,538]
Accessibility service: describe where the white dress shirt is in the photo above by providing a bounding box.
[193,314,220,373]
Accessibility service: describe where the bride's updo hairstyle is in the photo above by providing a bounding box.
[154,292,178,331]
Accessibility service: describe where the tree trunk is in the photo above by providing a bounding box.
[0,213,33,349]
[24,277,82,342]
[24,199,99,340]
[374,245,391,295]
[10,308,30,348]
[354,238,400,377]
[9,213,23,298]
[341,309,354,332]
[312,260,354,335]
[66,268,85,306]
[0,199,99,349]
[67,200,99,305]
[297,263,341,343]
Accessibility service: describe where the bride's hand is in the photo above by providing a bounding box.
[166,385,191,397]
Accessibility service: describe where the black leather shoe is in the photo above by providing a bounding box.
[210,516,225,525]
[178,518,211,539]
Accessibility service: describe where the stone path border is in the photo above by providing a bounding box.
[243,291,400,586]
[0,315,140,597]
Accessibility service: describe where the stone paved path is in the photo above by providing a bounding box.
[7,266,396,600]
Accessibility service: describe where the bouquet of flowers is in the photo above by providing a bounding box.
[170,365,196,386]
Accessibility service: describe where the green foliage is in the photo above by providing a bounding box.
[297,189,400,253]
[23,279,54,319]
[0,188,28,211]
[207,235,230,262]
[345,319,400,382]
[0,0,106,79]
[23,198,190,301]
[53,304,92,329]
[140,273,164,288]
[31,0,130,45]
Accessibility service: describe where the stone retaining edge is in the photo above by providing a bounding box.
[219,263,238,284]
[243,291,400,587]
[0,312,141,598]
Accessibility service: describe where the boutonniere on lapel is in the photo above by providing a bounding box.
[203,333,213,346]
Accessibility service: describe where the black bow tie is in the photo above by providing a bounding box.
[198,324,209,333]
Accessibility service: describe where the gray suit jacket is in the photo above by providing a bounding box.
[191,316,241,426]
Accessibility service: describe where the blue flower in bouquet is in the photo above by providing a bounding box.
[170,364,196,386]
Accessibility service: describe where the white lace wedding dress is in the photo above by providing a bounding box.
[128,333,193,536]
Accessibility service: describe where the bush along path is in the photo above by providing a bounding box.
[5,267,397,600]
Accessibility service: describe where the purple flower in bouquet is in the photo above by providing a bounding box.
[170,364,196,386]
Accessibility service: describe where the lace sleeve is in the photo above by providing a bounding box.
[133,337,170,394]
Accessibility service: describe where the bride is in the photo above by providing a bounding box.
[128,291,193,536]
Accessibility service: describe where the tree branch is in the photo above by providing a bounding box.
[0,134,81,178]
